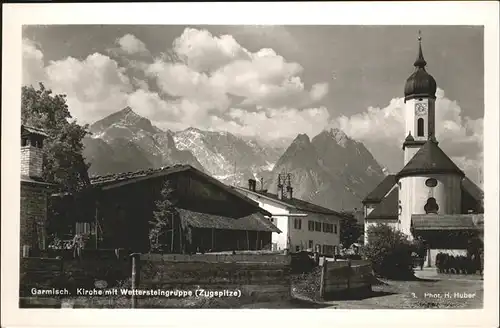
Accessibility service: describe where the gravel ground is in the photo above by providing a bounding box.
[322,275,483,309]
[288,266,483,309]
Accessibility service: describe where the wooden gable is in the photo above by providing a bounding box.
[174,171,257,218]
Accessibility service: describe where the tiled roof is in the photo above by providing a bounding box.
[89,165,270,216]
[397,139,464,179]
[365,187,398,219]
[235,187,349,217]
[178,208,281,233]
[21,125,49,138]
[90,164,190,187]
[461,176,484,201]
[21,175,56,186]
[362,175,396,203]
[411,214,483,231]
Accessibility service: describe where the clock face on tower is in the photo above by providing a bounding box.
[415,103,428,116]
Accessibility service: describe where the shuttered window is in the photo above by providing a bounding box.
[308,220,314,231]
[76,222,91,235]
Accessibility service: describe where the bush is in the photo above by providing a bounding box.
[362,224,414,279]
[435,253,480,274]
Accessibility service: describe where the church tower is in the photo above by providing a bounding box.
[402,32,437,165]
[396,32,464,237]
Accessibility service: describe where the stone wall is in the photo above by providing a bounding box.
[21,146,43,178]
[20,182,48,252]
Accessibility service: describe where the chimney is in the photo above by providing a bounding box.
[286,186,293,199]
[21,126,48,179]
[277,174,283,200]
[260,177,264,191]
[248,179,256,192]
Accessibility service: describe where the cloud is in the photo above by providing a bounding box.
[147,28,328,110]
[209,106,331,141]
[116,34,150,56]
[22,29,330,147]
[332,88,483,183]
[24,42,134,123]
[172,28,251,72]
[22,39,46,86]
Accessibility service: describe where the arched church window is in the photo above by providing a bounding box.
[424,197,439,214]
[417,118,424,137]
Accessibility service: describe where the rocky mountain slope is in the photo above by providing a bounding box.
[84,107,204,176]
[267,129,386,211]
[83,107,281,182]
[174,127,282,185]
[82,108,385,212]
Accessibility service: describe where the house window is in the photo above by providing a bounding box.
[294,218,302,230]
[334,224,338,234]
[308,240,313,249]
[417,118,424,137]
[270,217,274,223]
[322,245,327,254]
[314,222,322,231]
[295,246,300,252]
[308,220,315,231]
[322,223,333,233]
[76,222,91,235]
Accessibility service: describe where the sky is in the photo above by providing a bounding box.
[22,25,484,183]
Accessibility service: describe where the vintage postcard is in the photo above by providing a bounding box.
[2,2,499,328]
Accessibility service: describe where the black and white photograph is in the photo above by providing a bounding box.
[2,2,499,328]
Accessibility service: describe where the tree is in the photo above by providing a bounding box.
[362,224,414,279]
[149,180,178,253]
[21,83,91,192]
[340,216,363,249]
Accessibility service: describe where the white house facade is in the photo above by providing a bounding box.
[235,179,345,255]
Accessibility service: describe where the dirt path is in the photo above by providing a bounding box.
[321,271,483,309]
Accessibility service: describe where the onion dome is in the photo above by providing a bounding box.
[404,32,437,102]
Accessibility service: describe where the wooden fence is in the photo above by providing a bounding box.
[19,251,292,308]
[319,258,373,300]
[133,253,292,307]
[19,252,131,308]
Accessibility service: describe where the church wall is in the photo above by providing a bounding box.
[404,98,436,142]
[404,146,421,165]
[404,98,417,138]
[364,204,376,217]
[399,174,462,237]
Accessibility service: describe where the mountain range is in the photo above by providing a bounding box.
[268,130,386,210]
[83,107,386,210]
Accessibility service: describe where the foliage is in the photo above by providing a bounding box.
[435,253,482,274]
[340,216,363,249]
[149,179,178,252]
[361,224,415,279]
[21,83,91,192]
